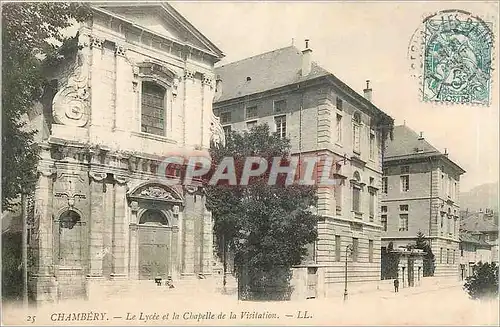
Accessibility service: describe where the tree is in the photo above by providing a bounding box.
[205,124,319,300]
[415,231,435,276]
[2,2,91,211]
[464,262,499,300]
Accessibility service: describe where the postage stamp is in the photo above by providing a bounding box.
[410,9,494,105]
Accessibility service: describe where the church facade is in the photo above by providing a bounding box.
[27,3,225,304]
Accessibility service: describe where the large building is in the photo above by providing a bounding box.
[26,3,225,304]
[459,231,493,280]
[213,42,394,298]
[461,209,499,265]
[381,125,466,280]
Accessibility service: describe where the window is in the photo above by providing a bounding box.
[400,175,409,192]
[400,205,409,212]
[369,131,375,160]
[441,173,445,194]
[336,97,343,110]
[353,112,361,154]
[246,120,257,130]
[141,82,166,136]
[335,235,341,262]
[453,249,455,264]
[401,166,410,174]
[381,206,387,213]
[246,106,258,119]
[446,249,450,264]
[440,248,443,263]
[273,99,286,113]
[334,184,342,215]
[336,114,342,143]
[369,240,374,263]
[223,125,231,138]
[399,214,408,231]
[352,238,359,262]
[220,112,231,124]
[460,245,463,257]
[352,186,361,213]
[369,191,375,221]
[274,115,286,138]
[382,177,388,194]
[381,214,387,231]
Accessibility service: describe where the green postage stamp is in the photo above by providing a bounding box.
[411,10,494,105]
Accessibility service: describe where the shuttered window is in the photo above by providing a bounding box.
[141,82,166,136]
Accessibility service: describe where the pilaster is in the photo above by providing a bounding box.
[88,171,106,277]
[182,190,196,276]
[201,73,214,148]
[129,201,139,280]
[114,42,133,131]
[111,174,129,279]
[89,35,105,127]
[34,166,55,276]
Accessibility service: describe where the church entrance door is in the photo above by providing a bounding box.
[138,210,170,280]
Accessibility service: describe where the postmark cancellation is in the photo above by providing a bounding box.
[409,9,494,106]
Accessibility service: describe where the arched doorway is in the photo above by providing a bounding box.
[53,209,87,300]
[138,210,171,280]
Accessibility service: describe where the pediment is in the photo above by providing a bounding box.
[129,183,183,203]
[94,3,224,59]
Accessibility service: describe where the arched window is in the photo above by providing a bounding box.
[139,210,169,226]
[141,81,166,136]
[58,210,82,266]
[353,112,361,154]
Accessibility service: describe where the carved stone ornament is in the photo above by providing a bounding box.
[139,186,176,200]
[52,45,90,127]
[172,77,179,97]
[130,201,139,212]
[115,43,126,56]
[89,171,107,182]
[114,175,129,185]
[38,167,56,178]
[210,113,226,148]
[90,36,105,49]
[184,185,199,195]
[202,73,214,88]
[184,69,196,80]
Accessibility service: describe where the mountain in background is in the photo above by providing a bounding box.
[460,181,499,212]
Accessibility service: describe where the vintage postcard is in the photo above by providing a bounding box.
[1,1,499,326]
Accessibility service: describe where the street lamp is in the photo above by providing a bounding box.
[343,244,353,302]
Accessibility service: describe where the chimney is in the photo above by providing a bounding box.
[214,75,222,101]
[418,132,424,140]
[301,39,312,77]
[444,148,448,156]
[363,80,372,102]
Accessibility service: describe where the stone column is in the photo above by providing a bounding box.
[88,171,106,277]
[129,201,139,280]
[111,174,129,279]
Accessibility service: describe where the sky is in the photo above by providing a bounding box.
[169,1,499,192]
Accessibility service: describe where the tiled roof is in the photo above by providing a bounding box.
[214,46,330,102]
[384,125,465,173]
[459,231,492,247]
[384,125,440,159]
[461,212,499,232]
